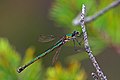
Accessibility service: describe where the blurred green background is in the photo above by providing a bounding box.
[0,0,120,80]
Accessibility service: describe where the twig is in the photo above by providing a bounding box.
[73,0,120,25]
[79,4,107,80]
[92,72,99,80]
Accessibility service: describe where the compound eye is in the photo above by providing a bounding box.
[72,31,80,37]
[76,31,79,34]
[75,31,80,35]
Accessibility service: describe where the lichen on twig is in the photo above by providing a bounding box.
[77,4,107,80]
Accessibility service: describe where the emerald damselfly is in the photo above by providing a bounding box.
[17,31,82,73]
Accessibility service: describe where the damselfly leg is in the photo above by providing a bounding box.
[72,32,84,52]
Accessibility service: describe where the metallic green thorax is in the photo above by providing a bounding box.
[66,34,72,37]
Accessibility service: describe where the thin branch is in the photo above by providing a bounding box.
[85,0,120,23]
[79,5,107,80]
[73,0,120,25]
[92,72,99,80]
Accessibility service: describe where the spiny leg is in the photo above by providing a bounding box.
[73,33,84,52]
[75,31,84,46]
[75,38,81,46]
[73,39,78,51]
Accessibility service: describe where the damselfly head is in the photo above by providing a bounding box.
[72,31,80,37]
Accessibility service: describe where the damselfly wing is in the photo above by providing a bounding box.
[39,35,55,42]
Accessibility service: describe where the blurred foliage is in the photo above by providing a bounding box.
[93,0,120,44]
[0,38,20,80]
[0,38,42,80]
[50,0,95,31]
[0,38,87,80]
[46,61,86,80]
[50,0,120,60]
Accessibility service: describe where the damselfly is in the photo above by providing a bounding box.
[17,31,82,73]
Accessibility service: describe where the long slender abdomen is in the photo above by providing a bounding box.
[17,41,63,73]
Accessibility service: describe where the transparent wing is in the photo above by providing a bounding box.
[38,35,55,42]
[52,46,62,65]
